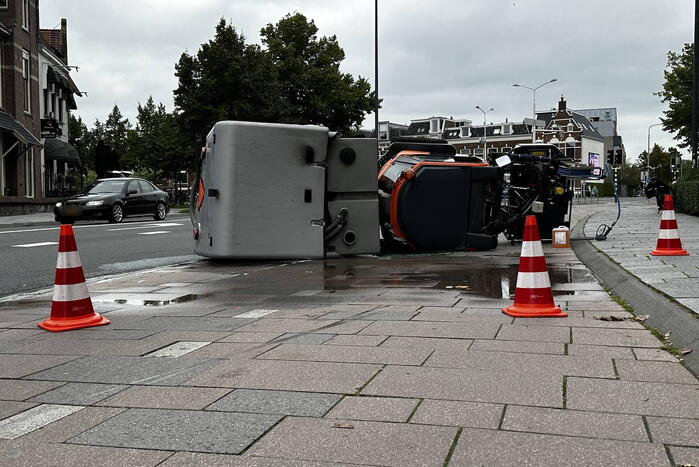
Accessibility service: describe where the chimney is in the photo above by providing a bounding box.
[61,18,68,64]
[558,96,566,111]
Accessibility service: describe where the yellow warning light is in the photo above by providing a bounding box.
[555,187,565,195]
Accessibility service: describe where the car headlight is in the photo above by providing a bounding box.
[55,202,62,208]
[85,200,104,207]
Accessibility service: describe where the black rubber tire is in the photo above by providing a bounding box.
[109,203,125,223]
[153,202,167,221]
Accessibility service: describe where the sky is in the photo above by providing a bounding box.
[40,0,694,161]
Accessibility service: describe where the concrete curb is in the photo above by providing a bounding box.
[571,216,699,376]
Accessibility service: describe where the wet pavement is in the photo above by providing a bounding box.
[0,206,697,465]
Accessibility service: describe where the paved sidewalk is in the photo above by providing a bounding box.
[572,197,699,314]
[0,212,56,226]
[0,212,697,465]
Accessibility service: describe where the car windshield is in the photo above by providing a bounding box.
[85,180,127,194]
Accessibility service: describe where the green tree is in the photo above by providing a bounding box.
[173,18,282,149]
[102,105,134,168]
[656,43,692,148]
[637,143,674,182]
[68,114,93,170]
[261,13,376,135]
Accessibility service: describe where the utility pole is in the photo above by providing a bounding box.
[693,0,698,167]
[374,0,379,155]
[476,106,494,159]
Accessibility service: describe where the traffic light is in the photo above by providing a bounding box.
[671,156,680,169]
[615,149,623,165]
[606,149,614,166]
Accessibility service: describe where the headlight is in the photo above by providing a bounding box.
[85,200,104,207]
[55,202,62,208]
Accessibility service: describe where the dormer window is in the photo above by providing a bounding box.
[430,119,441,133]
[460,127,469,138]
[503,125,512,134]
[567,123,574,132]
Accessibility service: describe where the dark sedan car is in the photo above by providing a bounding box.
[54,178,169,224]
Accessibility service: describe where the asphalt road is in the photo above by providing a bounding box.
[0,214,196,298]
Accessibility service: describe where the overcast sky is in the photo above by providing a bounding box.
[40,0,693,161]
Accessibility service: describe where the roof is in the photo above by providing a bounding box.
[39,29,64,58]
[0,111,42,146]
[405,121,431,135]
[536,111,604,141]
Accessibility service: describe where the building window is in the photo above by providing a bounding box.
[459,148,471,155]
[474,148,484,157]
[0,0,8,8]
[22,50,30,112]
[24,149,34,197]
[58,98,63,124]
[22,0,29,30]
[488,147,499,154]
[501,146,511,153]
[503,125,511,134]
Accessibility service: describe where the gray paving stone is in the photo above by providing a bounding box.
[160,452,341,466]
[0,380,63,401]
[646,416,699,446]
[325,396,418,422]
[185,342,276,359]
[496,324,571,343]
[469,339,565,354]
[10,338,167,357]
[97,386,231,410]
[187,360,381,393]
[566,302,625,311]
[28,383,128,405]
[247,417,457,466]
[511,316,644,329]
[567,377,699,417]
[206,389,341,416]
[359,321,499,339]
[324,334,387,346]
[379,336,472,350]
[572,328,661,347]
[411,309,512,323]
[219,331,284,343]
[18,406,125,443]
[425,350,614,378]
[0,355,80,378]
[616,360,698,384]
[270,333,335,345]
[502,406,648,441]
[69,408,281,454]
[633,348,679,362]
[0,401,36,421]
[668,446,699,466]
[258,343,433,365]
[26,356,220,385]
[409,399,502,429]
[353,295,460,306]
[362,365,563,407]
[450,427,670,466]
[130,316,250,331]
[567,344,636,359]
[235,318,368,335]
[0,441,172,467]
[66,329,159,340]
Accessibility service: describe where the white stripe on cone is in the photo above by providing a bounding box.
[515,271,552,289]
[56,251,82,269]
[661,210,676,221]
[520,241,544,258]
[658,229,680,239]
[52,282,90,302]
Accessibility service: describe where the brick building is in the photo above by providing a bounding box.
[0,2,79,215]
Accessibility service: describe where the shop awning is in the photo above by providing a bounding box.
[66,142,81,166]
[44,138,69,162]
[0,111,42,147]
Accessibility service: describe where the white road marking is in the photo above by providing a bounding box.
[150,223,183,227]
[145,341,211,357]
[107,223,183,232]
[11,242,58,248]
[138,231,171,235]
[0,404,84,439]
[236,309,279,318]
[0,217,187,235]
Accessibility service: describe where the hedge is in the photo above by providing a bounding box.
[673,181,699,216]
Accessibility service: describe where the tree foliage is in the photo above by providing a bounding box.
[637,143,678,183]
[656,43,693,148]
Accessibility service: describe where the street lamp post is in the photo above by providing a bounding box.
[475,106,494,159]
[647,122,662,178]
[513,78,557,142]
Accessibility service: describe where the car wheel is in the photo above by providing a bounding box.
[153,202,167,221]
[109,203,125,223]
[55,216,74,225]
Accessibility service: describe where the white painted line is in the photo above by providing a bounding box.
[0,404,84,439]
[107,223,183,232]
[236,309,279,318]
[146,341,211,357]
[149,223,183,227]
[11,242,58,248]
[0,216,188,235]
[138,231,171,235]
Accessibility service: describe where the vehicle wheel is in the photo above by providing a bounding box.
[153,202,167,221]
[55,216,74,225]
[109,203,125,223]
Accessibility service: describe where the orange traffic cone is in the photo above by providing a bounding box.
[38,225,109,332]
[651,195,689,256]
[502,216,567,318]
